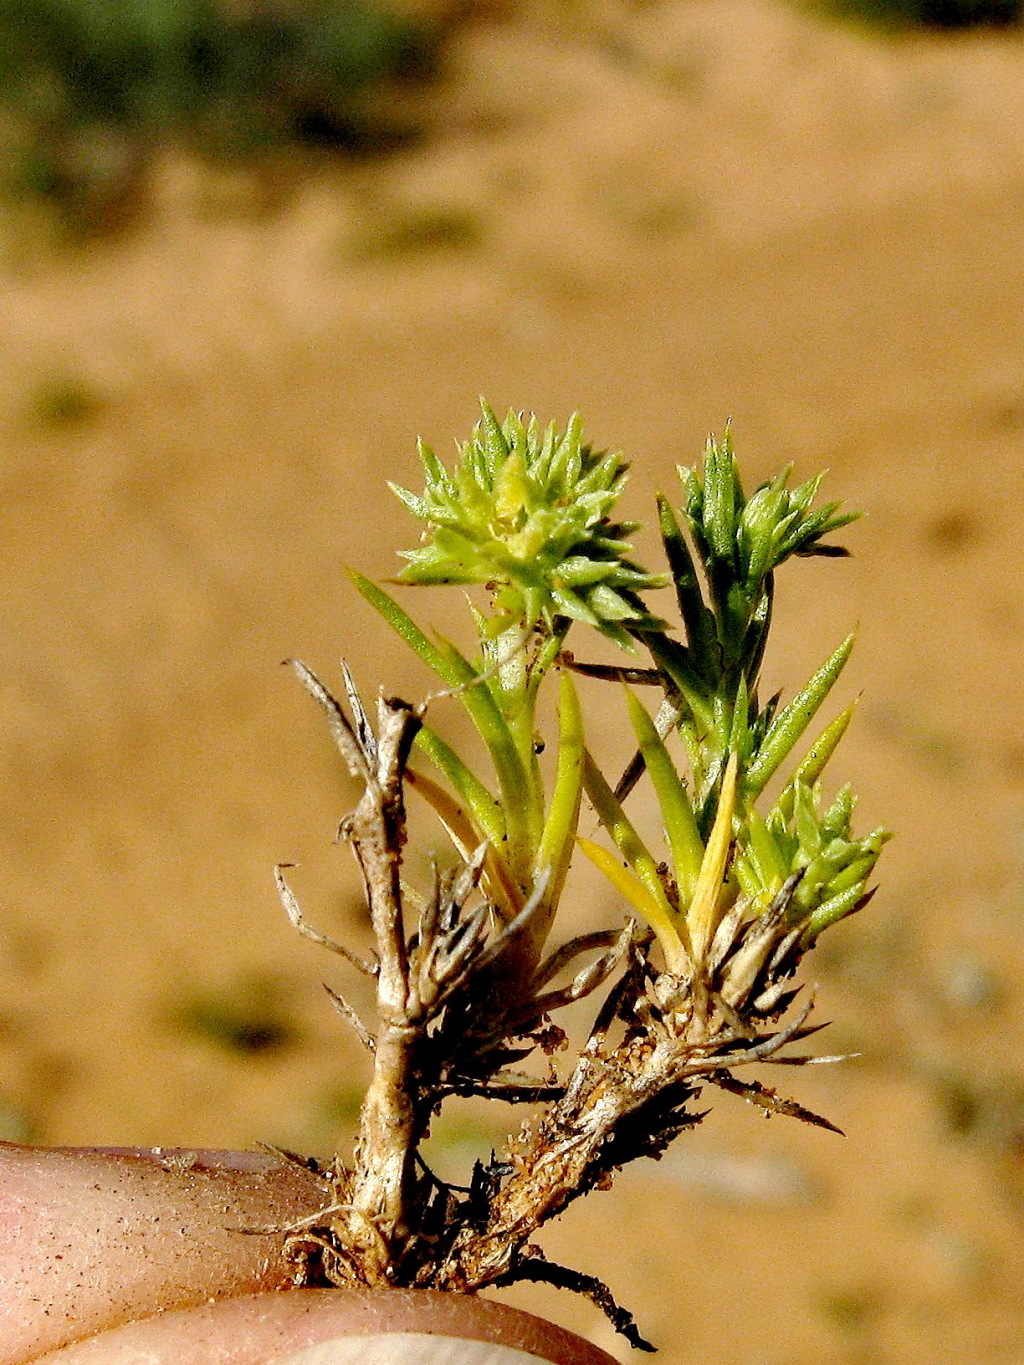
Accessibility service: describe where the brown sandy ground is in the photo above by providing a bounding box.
[3,2,1024,1360]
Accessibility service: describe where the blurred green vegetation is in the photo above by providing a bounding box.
[343,202,483,258]
[172,974,299,1056]
[0,1092,35,1143]
[0,0,441,232]
[26,371,105,426]
[815,0,1020,26]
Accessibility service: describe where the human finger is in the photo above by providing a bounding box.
[29,1286,619,1365]
[0,1142,322,1364]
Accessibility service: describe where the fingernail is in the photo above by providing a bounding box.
[271,1332,552,1364]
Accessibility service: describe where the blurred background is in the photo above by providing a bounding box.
[2,0,1024,1359]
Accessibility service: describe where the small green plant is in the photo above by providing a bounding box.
[274,403,888,1349]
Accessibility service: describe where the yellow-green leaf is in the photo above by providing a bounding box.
[578,838,688,976]
[687,751,739,963]
[624,688,704,901]
[535,671,585,912]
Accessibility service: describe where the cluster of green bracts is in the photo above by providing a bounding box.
[355,403,888,984]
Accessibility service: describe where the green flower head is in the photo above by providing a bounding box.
[390,400,667,647]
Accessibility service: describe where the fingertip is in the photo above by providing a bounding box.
[0,1143,322,1364]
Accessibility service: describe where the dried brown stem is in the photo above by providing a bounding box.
[343,695,423,1274]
